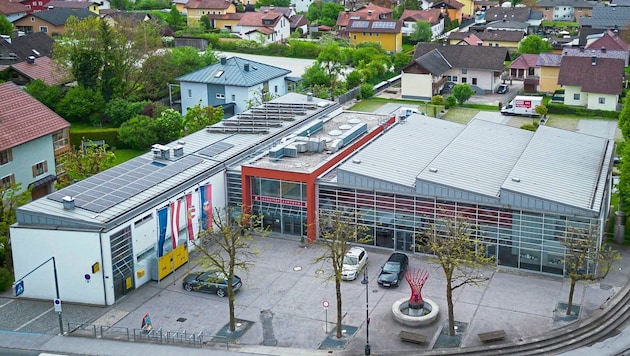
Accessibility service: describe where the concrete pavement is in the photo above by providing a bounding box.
[1,235,630,355]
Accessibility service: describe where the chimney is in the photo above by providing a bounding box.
[368,10,373,15]
[244,63,250,71]
[62,196,75,210]
[307,92,313,101]
[27,56,35,64]
[220,56,226,65]
[592,56,597,65]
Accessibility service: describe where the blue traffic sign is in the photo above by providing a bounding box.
[14,280,24,297]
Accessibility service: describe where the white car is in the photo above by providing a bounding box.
[342,246,368,281]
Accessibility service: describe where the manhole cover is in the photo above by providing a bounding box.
[293,266,302,271]
[177,317,187,322]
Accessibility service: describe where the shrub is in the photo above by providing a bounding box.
[445,95,457,109]
[360,83,375,99]
[546,103,618,119]
[521,123,539,131]
[0,267,13,292]
[431,95,445,106]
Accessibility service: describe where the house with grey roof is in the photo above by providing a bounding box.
[557,55,624,111]
[535,0,594,21]
[401,43,510,100]
[578,5,630,45]
[536,52,562,93]
[175,56,291,116]
[12,8,95,36]
[475,6,542,33]
[0,32,53,66]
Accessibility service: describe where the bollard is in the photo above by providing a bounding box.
[614,210,625,244]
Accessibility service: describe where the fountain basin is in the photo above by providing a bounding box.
[392,297,439,327]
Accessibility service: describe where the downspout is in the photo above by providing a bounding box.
[99,228,107,306]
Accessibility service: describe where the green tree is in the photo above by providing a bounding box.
[104,98,149,127]
[24,80,62,111]
[118,115,159,150]
[200,16,212,31]
[558,226,620,315]
[317,41,347,98]
[167,5,184,30]
[452,84,475,104]
[518,34,552,54]
[534,104,548,118]
[0,15,13,36]
[0,183,31,275]
[57,86,106,125]
[301,62,329,88]
[393,52,411,73]
[255,0,290,7]
[56,140,116,188]
[411,21,432,42]
[192,206,266,331]
[315,209,369,339]
[359,83,374,99]
[153,109,184,143]
[183,104,224,134]
[345,70,363,89]
[422,215,495,336]
[307,2,344,27]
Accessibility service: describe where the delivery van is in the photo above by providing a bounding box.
[500,96,543,116]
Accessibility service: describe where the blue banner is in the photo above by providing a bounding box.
[199,184,212,231]
[157,206,169,257]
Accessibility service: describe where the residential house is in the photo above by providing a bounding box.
[474,0,500,12]
[478,28,524,49]
[173,0,187,13]
[290,14,307,36]
[46,1,100,14]
[346,19,402,53]
[578,5,630,46]
[103,11,158,27]
[12,8,96,36]
[0,81,70,199]
[10,55,70,85]
[400,9,445,39]
[508,53,539,92]
[448,31,483,45]
[259,5,295,18]
[557,56,624,111]
[536,52,562,93]
[176,56,291,116]
[564,47,629,66]
[535,0,594,22]
[0,0,28,21]
[477,6,542,34]
[184,0,236,26]
[431,0,464,24]
[585,29,628,53]
[457,0,475,18]
[401,43,510,100]
[292,0,312,13]
[336,3,393,30]
[0,32,53,67]
[236,11,290,44]
[206,12,243,32]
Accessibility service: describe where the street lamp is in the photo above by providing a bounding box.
[361,269,370,355]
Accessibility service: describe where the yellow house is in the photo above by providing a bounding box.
[478,29,524,50]
[431,0,464,24]
[13,8,95,36]
[536,53,562,93]
[207,12,243,31]
[347,19,402,53]
[173,0,188,14]
[185,0,236,26]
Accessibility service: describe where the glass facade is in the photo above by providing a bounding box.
[250,177,307,238]
[319,185,601,276]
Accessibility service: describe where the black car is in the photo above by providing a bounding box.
[496,84,509,94]
[182,271,242,297]
[377,253,409,287]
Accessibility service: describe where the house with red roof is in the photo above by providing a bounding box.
[557,56,625,111]
[509,53,539,93]
[336,3,393,30]
[585,29,628,52]
[0,81,71,199]
[0,0,28,21]
[184,0,236,26]
[448,31,482,45]
[9,55,70,85]
[236,11,290,44]
[400,9,445,39]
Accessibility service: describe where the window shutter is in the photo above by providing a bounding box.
[43,161,48,173]
[32,165,37,177]
[7,149,12,162]
[10,175,15,184]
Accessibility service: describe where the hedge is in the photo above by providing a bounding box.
[546,103,619,119]
[70,128,126,150]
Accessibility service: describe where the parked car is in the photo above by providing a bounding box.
[440,82,455,94]
[377,252,409,287]
[342,246,368,281]
[496,84,509,94]
[182,270,242,297]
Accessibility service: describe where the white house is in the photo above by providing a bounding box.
[235,11,290,45]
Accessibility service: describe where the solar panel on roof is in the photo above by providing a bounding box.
[47,155,204,213]
[353,20,369,28]
[372,21,396,29]
[200,141,234,158]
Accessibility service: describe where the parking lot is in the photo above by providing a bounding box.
[2,236,629,355]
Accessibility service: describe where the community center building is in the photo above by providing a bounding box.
[10,93,614,305]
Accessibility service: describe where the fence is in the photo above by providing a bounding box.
[336,86,360,105]
[66,322,230,350]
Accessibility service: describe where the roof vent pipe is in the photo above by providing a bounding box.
[62,196,75,210]
[27,56,35,64]
[244,63,250,71]
[220,56,226,65]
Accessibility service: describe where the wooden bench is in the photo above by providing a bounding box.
[478,330,506,343]
[399,330,427,344]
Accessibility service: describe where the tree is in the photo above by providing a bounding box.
[307,2,344,27]
[183,103,224,135]
[193,206,266,332]
[301,62,329,88]
[56,140,116,188]
[167,5,184,30]
[345,70,363,89]
[558,226,620,315]
[153,109,184,143]
[452,84,475,105]
[315,209,369,339]
[255,0,290,7]
[518,35,552,54]
[118,115,159,150]
[422,215,495,336]
[0,15,13,36]
[0,183,31,275]
[56,86,106,125]
[317,41,347,99]
[359,83,374,99]
[393,52,411,73]
[411,21,432,42]
[104,98,149,127]
[24,80,62,111]
[534,104,548,118]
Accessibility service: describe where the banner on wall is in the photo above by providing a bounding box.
[170,199,182,249]
[199,184,212,231]
[157,206,169,257]
[185,193,196,241]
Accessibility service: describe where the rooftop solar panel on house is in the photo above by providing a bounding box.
[352,20,369,28]
[199,141,235,158]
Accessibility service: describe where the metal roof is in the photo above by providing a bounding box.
[417,118,534,198]
[337,114,464,188]
[175,56,291,87]
[503,125,612,213]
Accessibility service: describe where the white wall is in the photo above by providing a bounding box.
[0,135,55,195]
[180,82,209,116]
[225,85,252,115]
[401,72,433,100]
[11,229,104,304]
[563,85,587,107]
[586,92,618,111]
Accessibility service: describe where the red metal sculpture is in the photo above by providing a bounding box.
[404,268,429,313]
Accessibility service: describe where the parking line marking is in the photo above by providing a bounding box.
[14,307,53,331]
[0,299,14,310]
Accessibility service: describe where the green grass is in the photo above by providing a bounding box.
[113,149,145,165]
[440,107,479,124]
[348,100,387,112]
[541,21,578,28]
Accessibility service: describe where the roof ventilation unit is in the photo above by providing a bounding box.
[429,167,438,173]
[152,144,170,160]
[511,177,521,182]
[62,196,75,210]
[173,144,184,157]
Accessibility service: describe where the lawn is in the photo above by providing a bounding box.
[113,149,145,165]
[440,107,479,124]
[348,100,387,112]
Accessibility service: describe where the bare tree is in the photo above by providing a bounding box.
[193,206,267,332]
[315,209,369,339]
[423,215,495,336]
[558,226,620,315]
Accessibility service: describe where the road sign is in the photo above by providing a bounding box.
[14,280,24,297]
[322,300,330,309]
[53,298,62,313]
